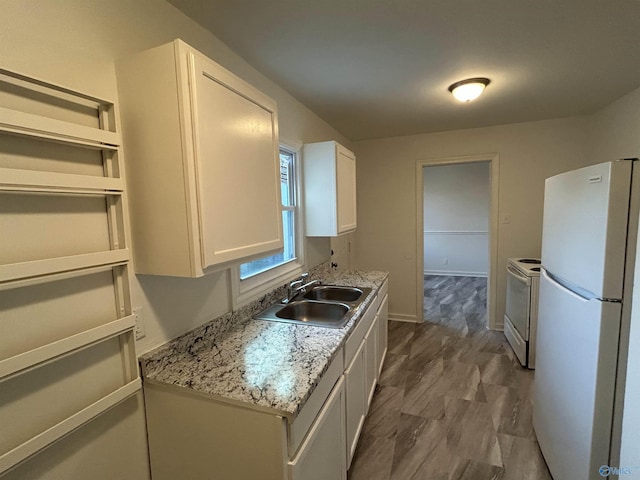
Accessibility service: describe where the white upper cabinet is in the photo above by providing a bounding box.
[116,40,283,277]
[303,141,357,236]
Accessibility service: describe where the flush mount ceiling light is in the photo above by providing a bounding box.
[448,78,491,103]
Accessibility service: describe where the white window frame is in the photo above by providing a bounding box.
[230,138,306,308]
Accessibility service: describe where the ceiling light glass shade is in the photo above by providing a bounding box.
[448,78,490,102]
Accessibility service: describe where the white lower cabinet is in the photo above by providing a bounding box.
[343,290,383,468]
[345,339,367,467]
[289,377,346,480]
[143,282,388,480]
[144,353,344,480]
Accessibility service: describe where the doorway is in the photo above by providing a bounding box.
[416,155,499,329]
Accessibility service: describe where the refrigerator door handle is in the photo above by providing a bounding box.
[543,268,596,302]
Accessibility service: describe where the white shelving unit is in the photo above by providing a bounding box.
[0,68,140,475]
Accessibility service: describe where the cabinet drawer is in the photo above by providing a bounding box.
[288,349,343,457]
[344,299,376,367]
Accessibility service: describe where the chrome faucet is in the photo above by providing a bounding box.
[283,273,321,303]
[285,279,305,303]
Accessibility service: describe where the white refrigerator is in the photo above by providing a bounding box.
[534,160,638,480]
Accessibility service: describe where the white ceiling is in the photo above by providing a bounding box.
[168,0,640,141]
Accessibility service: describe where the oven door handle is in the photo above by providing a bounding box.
[507,265,531,286]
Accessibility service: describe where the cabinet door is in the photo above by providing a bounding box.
[189,52,283,269]
[377,294,389,376]
[365,315,379,408]
[289,377,346,480]
[336,145,356,234]
[345,339,366,467]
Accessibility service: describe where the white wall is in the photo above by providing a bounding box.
[0,0,349,476]
[353,117,592,323]
[330,232,356,272]
[588,87,640,162]
[423,162,490,276]
[587,86,640,473]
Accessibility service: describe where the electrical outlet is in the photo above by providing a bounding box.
[442,258,449,265]
[133,307,145,340]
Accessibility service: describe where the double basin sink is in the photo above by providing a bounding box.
[254,285,372,329]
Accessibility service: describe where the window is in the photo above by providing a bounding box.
[231,141,304,307]
[240,148,298,279]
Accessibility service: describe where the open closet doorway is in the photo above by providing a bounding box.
[416,155,499,332]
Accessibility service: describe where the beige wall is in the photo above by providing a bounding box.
[588,87,640,162]
[331,232,357,272]
[353,117,592,323]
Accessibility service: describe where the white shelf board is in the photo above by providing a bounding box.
[0,167,123,194]
[0,315,136,381]
[0,250,130,284]
[0,67,116,107]
[0,263,125,292]
[0,378,141,475]
[0,106,120,147]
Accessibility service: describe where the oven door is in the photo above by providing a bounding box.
[505,265,531,340]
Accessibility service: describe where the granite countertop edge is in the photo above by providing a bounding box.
[139,267,389,420]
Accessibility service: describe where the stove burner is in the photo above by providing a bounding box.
[519,258,541,264]
[530,267,541,272]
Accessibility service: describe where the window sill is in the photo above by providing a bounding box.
[231,260,305,310]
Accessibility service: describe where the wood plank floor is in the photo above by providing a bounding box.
[348,276,552,480]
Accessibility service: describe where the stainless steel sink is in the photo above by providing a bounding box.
[279,300,350,324]
[255,300,352,328]
[253,284,372,329]
[302,285,368,303]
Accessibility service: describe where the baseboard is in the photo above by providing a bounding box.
[424,270,488,277]
[389,313,421,323]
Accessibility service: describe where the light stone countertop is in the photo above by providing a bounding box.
[139,266,388,419]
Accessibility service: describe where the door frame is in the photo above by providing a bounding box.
[416,153,500,329]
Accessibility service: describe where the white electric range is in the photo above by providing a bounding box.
[504,257,541,369]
